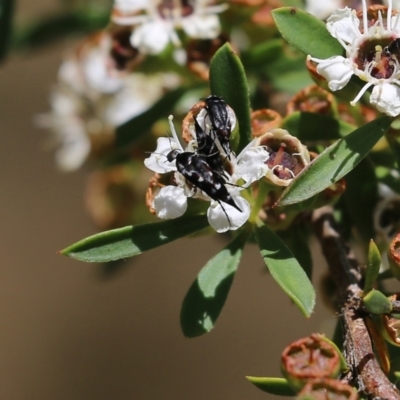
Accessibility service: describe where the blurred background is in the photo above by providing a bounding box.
[0,0,334,399]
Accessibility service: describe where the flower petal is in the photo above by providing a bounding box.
[144,137,177,173]
[181,14,221,39]
[113,0,148,13]
[130,21,171,55]
[153,186,188,219]
[314,55,354,91]
[234,140,270,186]
[305,0,342,20]
[370,82,400,117]
[207,196,250,233]
[55,121,91,172]
[326,7,360,44]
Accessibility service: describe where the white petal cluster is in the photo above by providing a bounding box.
[39,32,179,171]
[112,0,228,55]
[144,115,270,233]
[308,0,400,116]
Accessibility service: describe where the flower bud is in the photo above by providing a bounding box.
[281,334,342,391]
[362,289,393,315]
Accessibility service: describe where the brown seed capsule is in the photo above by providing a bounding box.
[251,109,282,138]
[297,378,358,400]
[286,85,336,116]
[281,334,342,391]
[388,232,400,281]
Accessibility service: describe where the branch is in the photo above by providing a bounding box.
[312,207,400,400]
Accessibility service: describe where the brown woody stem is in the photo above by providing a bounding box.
[312,207,400,399]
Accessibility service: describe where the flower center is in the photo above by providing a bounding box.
[157,0,194,19]
[265,144,302,180]
[356,38,399,80]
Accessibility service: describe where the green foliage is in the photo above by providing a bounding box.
[180,231,248,337]
[246,376,296,396]
[254,222,316,318]
[278,116,393,206]
[343,158,378,244]
[364,241,382,294]
[282,112,355,141]
[61,215,209,262]
[271,7,343,58]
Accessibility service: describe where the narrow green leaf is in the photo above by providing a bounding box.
[281,112,355,141]
[180,231,248,337]
[254,222,316,317]
[209,43,252,152]
[0,0,14,61]
[343,158,378,243]
[278,225,313,280]
[385,133,400,169]
[61,214,209,262]
[277,116,392,206]
[271,7,343,58]
[246,377,296,396]
[115,87,186,148]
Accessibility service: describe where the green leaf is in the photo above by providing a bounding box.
[343,157,378,243]
[241,39,283,69]
[386,133,400,169]
[269,68,312,94]
[363,289,392,314]
[271,7,343,58]
[246,377,296,396]
[209,43,252,153]
[281,112,355,141]
[180,231,248,337]
[115,87,187,148]
[61,214,209,262]
[0,0,14,61]
[278,225,313,280]
[277,116,392,206]
[254,222,316,317]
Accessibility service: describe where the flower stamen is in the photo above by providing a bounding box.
[351,80,374,105]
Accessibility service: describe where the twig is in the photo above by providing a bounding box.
[312,207,400,399]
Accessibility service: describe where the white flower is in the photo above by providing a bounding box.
[154,186,188,219]
[144,115,269,232]
[308,0,400,116]
[40,31,180,171]
[112,0,228,55]
[305,0,343,20]
[113,0,148,14]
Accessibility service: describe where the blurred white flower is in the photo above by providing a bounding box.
[308,0,400,116]
[39,31,180,171]
[112,0,228,55]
